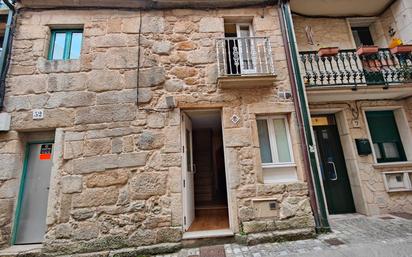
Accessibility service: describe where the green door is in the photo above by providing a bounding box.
[313,115,356,214]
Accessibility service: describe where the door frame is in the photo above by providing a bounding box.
[11,140,54,245]
[235,23,257,74]
[310,108,368,215]
[312,116,356,214]
[180,108,233,234]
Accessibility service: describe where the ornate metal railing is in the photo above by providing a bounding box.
[300,49,412,87]
[216,37,275,76]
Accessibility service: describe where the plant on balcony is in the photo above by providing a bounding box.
[317,47,339,57]
[389,38,412,54]
[399,65,412,82]
[356,45,379,56]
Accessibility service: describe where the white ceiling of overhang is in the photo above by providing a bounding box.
[290,0,394,17]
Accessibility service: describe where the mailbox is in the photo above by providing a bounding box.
[355,139,372,156]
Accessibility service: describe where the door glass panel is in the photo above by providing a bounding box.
[69,32,83,59]
[186,129,192,172]
[257,120,272,163]
[238,25,254,70]
[373,143,382,159]
[52,33,66,60]
[383,142,400,159]
[273,119,291,163]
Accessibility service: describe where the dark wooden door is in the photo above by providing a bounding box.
[313,119,356,214]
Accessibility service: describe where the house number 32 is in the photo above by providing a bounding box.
[32,109,44,120]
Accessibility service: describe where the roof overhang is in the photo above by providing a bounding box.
[306,84,412,103]
[290,0,395,17]
[16,0,279,9]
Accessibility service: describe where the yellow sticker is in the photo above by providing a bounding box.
[311,117,329,126]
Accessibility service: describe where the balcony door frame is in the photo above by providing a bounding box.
[235,23,257,74]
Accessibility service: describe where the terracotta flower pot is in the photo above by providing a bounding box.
[356,45,379,56]
[318,47,339,57]
[390,45,412,54]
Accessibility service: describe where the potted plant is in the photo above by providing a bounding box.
[318,46,339,57]
[389,38,412,54]
[356,45,379,56]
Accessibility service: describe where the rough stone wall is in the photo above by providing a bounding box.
[293,10,412,217]
[294,2,412,52]
[310,99,412,216]
[292,15,355,51]
[0,6,315,253]
[375,0,412,45]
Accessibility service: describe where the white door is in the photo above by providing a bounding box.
[236,24,256,74]
[182,113,195,231]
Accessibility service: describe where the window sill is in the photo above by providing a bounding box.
[262,163,296,169]
[263,179,299,184]
[37,58,81,73]
[373,161,412,169]
[387,188,412,193]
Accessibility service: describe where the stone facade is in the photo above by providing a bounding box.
[293,11,412,216]
[309,100,412,216]
[294,0,412,51]
[293,15,355,51]
[0,5,315,254]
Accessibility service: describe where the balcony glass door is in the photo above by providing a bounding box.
[236,24,256,74]
[351,26,385,85]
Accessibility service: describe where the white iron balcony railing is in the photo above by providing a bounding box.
[216,37,275,77]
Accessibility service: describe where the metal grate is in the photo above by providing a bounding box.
[199,245,226,257]
[324,238,345,246]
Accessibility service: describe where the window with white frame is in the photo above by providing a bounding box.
[365,110,408,163]
[256,116,297,183]
[256,116,294,166]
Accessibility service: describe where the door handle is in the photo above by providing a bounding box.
[192,164,197,174]
[328,161,338,181]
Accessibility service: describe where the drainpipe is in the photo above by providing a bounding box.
[278,0,330,232]
[0,0,16,112]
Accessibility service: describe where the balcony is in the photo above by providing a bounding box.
[299,48,412,102]
[216,37,277,89]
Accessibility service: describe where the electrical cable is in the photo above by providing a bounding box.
[136,9,142,106]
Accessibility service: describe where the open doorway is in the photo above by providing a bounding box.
[181,110,230,233]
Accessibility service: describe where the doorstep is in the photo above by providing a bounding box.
[0,244,42,257]
[183,229,234,240]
